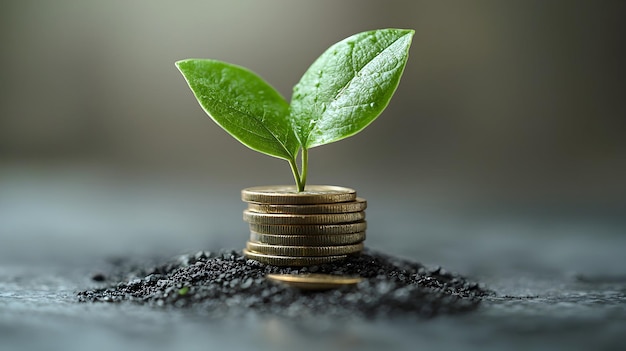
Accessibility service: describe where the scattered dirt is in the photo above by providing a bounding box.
[78,249,489,319]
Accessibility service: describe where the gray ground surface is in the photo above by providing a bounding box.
[1,170,625,351]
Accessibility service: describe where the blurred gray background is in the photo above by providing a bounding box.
[1,0,625,263]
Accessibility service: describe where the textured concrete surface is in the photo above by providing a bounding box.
[1,172,625,351]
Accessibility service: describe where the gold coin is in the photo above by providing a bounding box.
[247,198,367,214]
[243,249,347,266]
[242,185,356,205]
[250,231,366,246]
[243,210,365,225]
[246,241,363,257]
[266,273,362,290]
[249,221,366,235]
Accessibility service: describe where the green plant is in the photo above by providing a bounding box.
[176,28,414,191]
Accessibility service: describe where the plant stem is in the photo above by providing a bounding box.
[288,157,303,192]
[300,148,308,191]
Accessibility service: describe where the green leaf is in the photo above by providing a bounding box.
[290,28,414,149]
[176,59,299,160]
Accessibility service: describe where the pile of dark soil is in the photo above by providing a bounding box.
[78,249,489,319]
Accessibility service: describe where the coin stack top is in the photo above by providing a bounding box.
[242,185,367,267]
[242,185,357,204]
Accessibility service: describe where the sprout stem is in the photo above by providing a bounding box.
[300,148,308,191]
[288,157,303,192]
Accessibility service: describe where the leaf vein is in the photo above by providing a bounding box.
[218,100,294,157]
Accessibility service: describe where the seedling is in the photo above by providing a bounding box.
[176,28,414,191]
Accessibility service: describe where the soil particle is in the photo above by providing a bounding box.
[90,273,106,282]
[77,249,489,319]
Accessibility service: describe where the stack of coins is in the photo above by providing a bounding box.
[241,185,367,266]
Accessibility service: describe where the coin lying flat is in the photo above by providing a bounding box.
[246,241,363,257]
[266,273,362,290]
[249,231,366,246]
[243,210,365,225]
[243,249,347,266]
[247,198,367,214]
[242,185,356,205]
[249,221,367,235]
